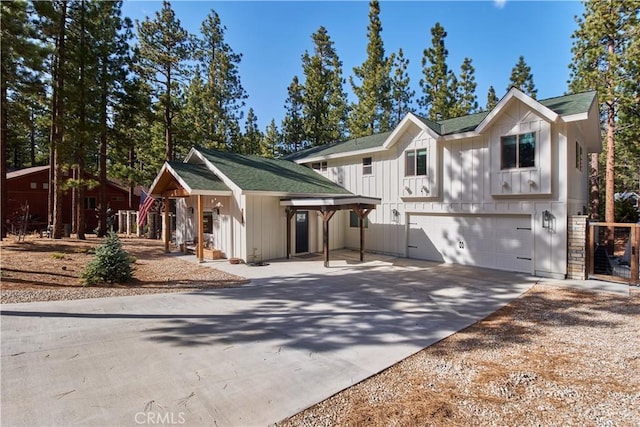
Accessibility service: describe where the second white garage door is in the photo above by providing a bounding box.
[407,214,533,273]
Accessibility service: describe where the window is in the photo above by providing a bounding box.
[311,161,327,172]
[203,212,213,234]
[575,141,583,171]
[405,149,427,176]
[84,197,97,210]
[30,182,37,189]
[362,157,372,175]
[349,211,369,228]
[42,183,49,190]
[501,132,535,169]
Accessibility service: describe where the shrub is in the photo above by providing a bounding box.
[614,198,639,223]
[82,232,133,286]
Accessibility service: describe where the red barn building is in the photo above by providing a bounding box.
[6,165,139,234]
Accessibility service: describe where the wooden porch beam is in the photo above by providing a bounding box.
[286,208,296,259]
[197,194,204,263]
[322,209,336,268]
[354,207,373,262]
[163,196,170,253]
[162,188,190,198]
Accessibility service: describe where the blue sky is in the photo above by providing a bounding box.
[121,1,585,130]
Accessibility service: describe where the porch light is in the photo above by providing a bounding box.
[392,208,400,221]
[542,210,552,229]
[421,185,429,194]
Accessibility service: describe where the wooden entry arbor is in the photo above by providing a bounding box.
[280,196,381,267]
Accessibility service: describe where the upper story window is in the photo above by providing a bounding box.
[501,132,535,169]
[405,149,427,176]
[575,141,583,172]
[311,161,327,172]
[362,157,372,175]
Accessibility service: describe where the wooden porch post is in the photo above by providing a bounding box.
[354,207,373,262]
[631,224,639,285]
[286,208,295,259]
[321,209,336,268]
[197,194,204,262]
[163,196,170,253]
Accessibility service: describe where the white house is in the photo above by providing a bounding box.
[149,88,601,278]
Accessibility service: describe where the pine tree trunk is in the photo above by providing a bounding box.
[52,0,67,240]
[76,0,86,240]
[165,67,173,162]
[98,89,107,237]
[0,75,7,240]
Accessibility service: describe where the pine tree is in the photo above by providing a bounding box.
[136,0,192,162]
[348,0,392,137]
[451,57,478,117]
[1,0,48,239]
[507,55,537,99]
[242,108,263,155]
[419,23,456,121]
[568,0,640,223]
[179,67,208,147]
[281,76,306,154]
[301,26,348,146]
[195,10,247,150]
[390,48,415,127]
[486,85,499,111]
[262,119,281,158]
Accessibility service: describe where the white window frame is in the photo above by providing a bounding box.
[362,157,372,175]
[500,132,536,170]
[404,149,427,177]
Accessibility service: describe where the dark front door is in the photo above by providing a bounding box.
[295,211,309,253]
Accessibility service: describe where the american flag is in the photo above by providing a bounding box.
[137,190,157,227]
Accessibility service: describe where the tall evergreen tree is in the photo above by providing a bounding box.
[507,55,537,99]
[301,26,348,146]
[568,0,640,223]
[179,67,208,148]
[1,0,48,238]
[262,119,281,158]
[281,75,306,154]
[195,10,247,150]
[390,48,414,127]
[419,23,456,121]
[348,0,392,137]
[451,57,478,117]
[242,108,263,155]
[486,85,499,111]
[136,0,192,162]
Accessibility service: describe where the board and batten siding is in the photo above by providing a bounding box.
[317,99,575,278]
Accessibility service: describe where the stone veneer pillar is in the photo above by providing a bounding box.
[567,215,588,280]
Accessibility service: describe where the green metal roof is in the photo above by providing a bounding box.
[283,131,392,162]
[197,148,352,195]
[168,162,231,192]
[288,91,598,161]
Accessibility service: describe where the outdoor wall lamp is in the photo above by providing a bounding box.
[404,186,412,194]
[542,210,552,229]
[421,185,429,194]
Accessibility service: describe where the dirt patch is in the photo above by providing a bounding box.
[1,234,247,303]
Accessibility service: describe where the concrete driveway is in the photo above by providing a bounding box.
[1,253,537,426]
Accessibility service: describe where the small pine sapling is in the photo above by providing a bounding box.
[82,232,134,286]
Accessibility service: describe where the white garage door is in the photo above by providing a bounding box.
[407,214,533,273]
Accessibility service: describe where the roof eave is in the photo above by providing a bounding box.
[294,146,386,164]
[382,113,441,149]
[476,88,559,134]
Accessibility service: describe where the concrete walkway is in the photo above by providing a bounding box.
[1,253,537,426]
